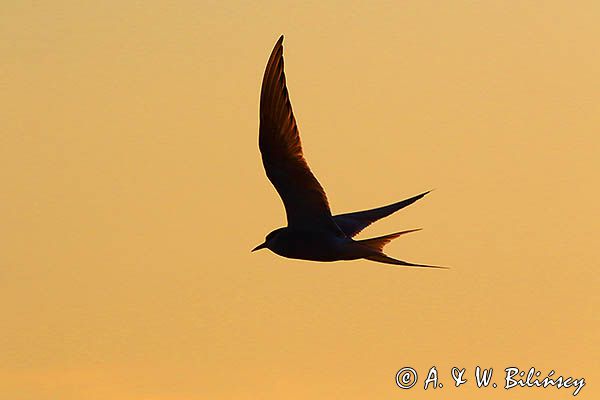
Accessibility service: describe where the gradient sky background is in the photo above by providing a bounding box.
[2,1,599,399]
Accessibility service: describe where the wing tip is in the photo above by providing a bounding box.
[276,35,284,47]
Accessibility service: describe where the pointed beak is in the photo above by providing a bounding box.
[251,242,267,252]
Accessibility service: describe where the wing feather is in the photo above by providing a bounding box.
[259,36,340,233]
[333,191,430,237]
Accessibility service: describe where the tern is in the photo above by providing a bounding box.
[252,36,444,269]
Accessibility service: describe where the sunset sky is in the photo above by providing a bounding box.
[2,1,598,399]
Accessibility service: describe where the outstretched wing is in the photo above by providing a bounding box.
[259,36,340,233]
[333,191,430,237]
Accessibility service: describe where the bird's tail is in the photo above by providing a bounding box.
[358,229,447,269]
[357,229,422,252]
[366,253,447,269]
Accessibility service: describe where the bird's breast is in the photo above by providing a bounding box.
[271,230,360,262]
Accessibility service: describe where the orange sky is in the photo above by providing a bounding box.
[2,1,599,399]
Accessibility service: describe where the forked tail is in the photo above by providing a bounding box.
[357,229,447,269]
[366,253,447,269]
[357,228,422,252]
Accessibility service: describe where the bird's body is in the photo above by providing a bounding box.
[265,228,360,262]
[252,36,444,269]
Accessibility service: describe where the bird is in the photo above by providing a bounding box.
[252,36,444,269]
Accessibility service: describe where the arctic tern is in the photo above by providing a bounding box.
[252,36,444,269]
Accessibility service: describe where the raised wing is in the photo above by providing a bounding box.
[259,36,340,232]
[333,191,430,237]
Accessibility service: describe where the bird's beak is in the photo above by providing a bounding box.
[251,242,267,252]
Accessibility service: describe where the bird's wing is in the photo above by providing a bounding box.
[259,36,340,233]
[333,191,430,237]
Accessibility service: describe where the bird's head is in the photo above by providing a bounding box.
[251,228,285,252]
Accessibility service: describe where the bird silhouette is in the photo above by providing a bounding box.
[252,36,444,269]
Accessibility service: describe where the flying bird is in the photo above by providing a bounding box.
[252,36,444,269]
